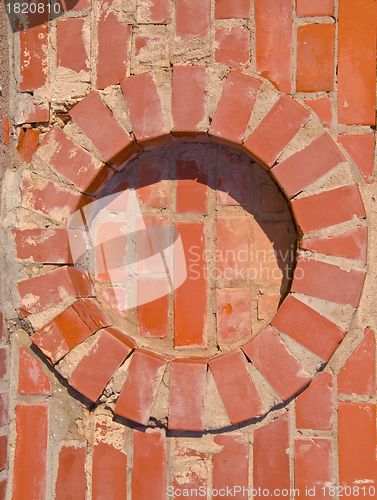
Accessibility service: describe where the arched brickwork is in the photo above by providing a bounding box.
[11,68,367,431]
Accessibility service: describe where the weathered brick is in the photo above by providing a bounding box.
[96,14,131,89]
[244,95,310,167]
[297,24,335,92]
[168,358,207,431]
[209,350,261,424]
[255,0,292,93]
[121,72,170,145]
[271,295,345,360]
[17,266,92,316]
[0,435,7,471]
[175,0,210,38]
[172,66,208,134]
[133,429,166,500]
[305,97,333,127]
[243,327,310,401]
[55,445,86,500]
[57,18,88,73]
[17,128,39,163]
[295,438,332,497]
[338,134,375,183]
[301,226,368,262]
[137,279,169,338]
[137,0,170,23]
[18,348,51,395]
[215,0,250,18]
[210,71,261,145]
[69,91,135,165]
[273,133,344,198]
[13,228,72,264]
[296,372,333,430]
[338,328,376,396]
[297,0,334,16]
[215,27,250,67]
[69,328,134,402]
[32,299,109,364]
[19,24,48,91]
[36,126,111,195]
[217,288,251,345]
[291,257,366,307]
[338,0,377,125]
[0,348,8,381]
[114,349,167,425]
[292,184,366,232]
[176,157,208,213]
[213,435,249,495]
[254,414,290,495]
[12,404,48,500]
[92,441,127,500]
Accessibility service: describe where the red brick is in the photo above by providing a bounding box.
[133,429,166,500]
[174,222,207,348]
[255,0,292,93]
[92,441,127,500]
[32,299,109,364]
[295,438,332,498]
[215,0,250,18]
[17,266,92,316]
[305,98,333,127]
[209,350,261,424]
[254,414,290,495]
[213,435,249,496]
[338,403,377,485]
[273,133,344,198]
[69,328,134,402]
[0,348,8,381]
[137,279,169,338]
[338,0,377,125]
[55,445,86,500]
[176,158,208,214]
[244,95,310,167]
[257,294,280,320]
[61,0,90,10]
[12,404,48,500]
[121,72,169,145]
[291,257,366,307]
[175,0,210,38]
[215,27,250,67]
[17,128,39,162]
[297,0,334,16]
[217,288,251,345]
[0,394,7,427]
[96,14,131,89]
[37,126,111,195]
[301,226,368,262]
[136,156,170,208]
[243,326,311,400]
[172,66,208,134]
[69,91,135,165]
[168,358,207,431]
[17,100,50,124]
[292,184,366,232]
[338,134,375,183]
[57,18,88,73]
[271,295,345,360]
[19,24,48,91]
[114,348,167,425]
[0,435,7,471]
[296,372,333,430]
[13,228,72,263]
[210,71,261,144]
[18,348,51,395]
[259,183,285,213]
[217,150,253,206]
[297,24,335,92]
[20,173,91,224]
[0,479,5,500]
[338,328,376,396]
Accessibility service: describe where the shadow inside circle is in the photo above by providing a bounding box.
[5,0,80,32]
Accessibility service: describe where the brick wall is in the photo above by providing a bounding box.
[1,0,377,498]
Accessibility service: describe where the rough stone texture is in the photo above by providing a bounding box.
[1,0,377,497]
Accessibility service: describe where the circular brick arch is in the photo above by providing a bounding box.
[13,66,367,431]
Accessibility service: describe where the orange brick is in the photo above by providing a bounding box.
[338,134,375,183]
[55,445,86,500]
[215,27,250,67]
[297,24,335,92]
[297,0,334,16]
[296,372,333,430]
[295,438,332,498]
[215,0,250,18]
[18,348,51,395]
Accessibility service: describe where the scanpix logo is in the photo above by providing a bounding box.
[67,190,187,312]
